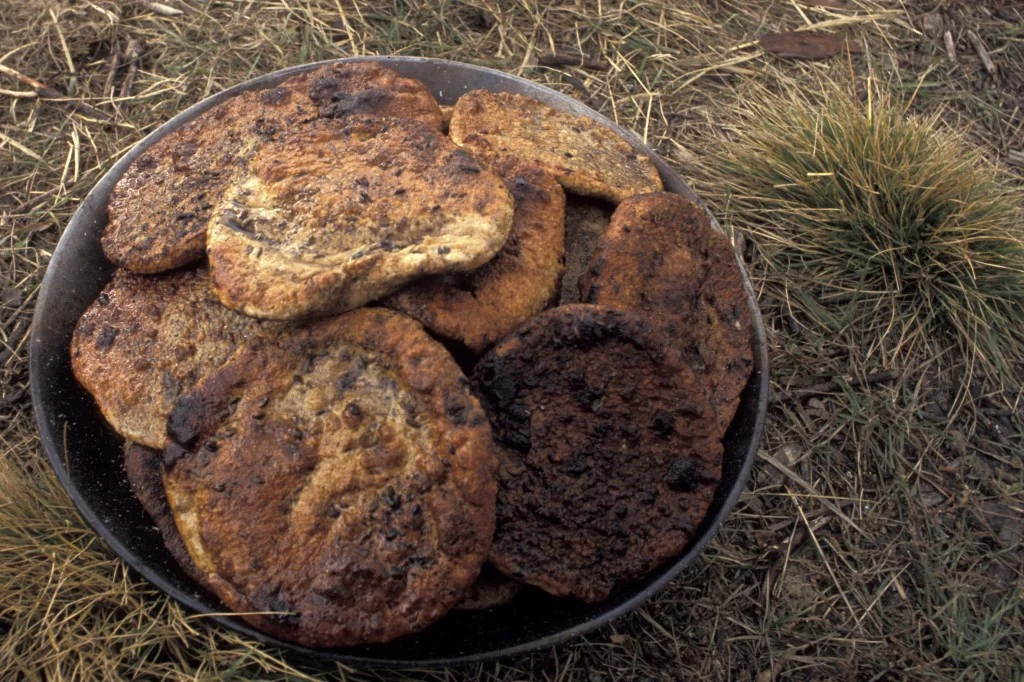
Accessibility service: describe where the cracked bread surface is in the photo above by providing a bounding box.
[162,309,498,647]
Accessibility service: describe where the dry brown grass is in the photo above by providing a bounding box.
[2,1,1022,680]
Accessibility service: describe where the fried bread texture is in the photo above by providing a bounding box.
[207,117,514,320]
[471,305,722,602]
[449,90,663,204]
[579,192,753,431]
[162,309,498,647]
[388,160,565,352]
[103,63,442,274]
[71,267,279,449]
[309,61,443,129]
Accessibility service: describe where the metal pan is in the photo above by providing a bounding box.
[29,56,769,667]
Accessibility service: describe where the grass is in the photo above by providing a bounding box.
[1,0,1023,680]
[698,78,1024,386]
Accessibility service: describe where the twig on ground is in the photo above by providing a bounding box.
[967,30,997,76]
[0,63,109,120]
[536,49,609,71]
[772,371,898,402]
[1006,150,1024,168]
[944,30,957,62]
[119,40,143,99]
[103,48,121,100]
[790,371,898,397]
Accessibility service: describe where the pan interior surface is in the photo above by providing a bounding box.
[28,56,768,667]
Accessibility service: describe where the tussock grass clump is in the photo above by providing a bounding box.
[702,81,1024,382]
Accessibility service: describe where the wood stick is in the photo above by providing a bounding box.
[772,370,898,402]
[119,40,143,99]
[537,49,609,71]
[103,49,121,100]
[967,30,997,75]
[0,63,63,99]
[943,30,957,62]
[0,63,110,120]
[0,88,36,98]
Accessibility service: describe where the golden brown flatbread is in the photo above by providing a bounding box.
[579,192,753,431]
[207,117,515,320]
[102,79,317,274]
[388,160,565,353]
[103,62,443,274]
[472,305,722,603]
[70,267,280,449]
[162,309,498,647]
[449,90,663,203]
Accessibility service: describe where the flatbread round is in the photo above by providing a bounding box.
[455,565,522,611]
[103,63,443,274]
[162,309,498,647]
[207,117,514,320]
[70,267,280,449]
[579,192,753,431]
[449,90,663,204]
[388,160,565,352]
[471,305,722,603]
[309,61,443,130]
[103,78,317,274]
[122,443,205,585]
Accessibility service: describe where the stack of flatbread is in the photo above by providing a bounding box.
[71,62,753,648]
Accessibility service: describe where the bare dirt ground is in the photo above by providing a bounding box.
[1,1,1021,680]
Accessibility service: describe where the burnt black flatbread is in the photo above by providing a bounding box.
[472,305,722,602]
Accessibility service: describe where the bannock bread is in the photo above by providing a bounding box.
[207,117,514,320]
[472,305,722,602]
[162,309,498,647]
[449,90,663,204]
[70,267,280,449]
[579,192,753,431]
[388,159,565,352]
[103,62,443,274]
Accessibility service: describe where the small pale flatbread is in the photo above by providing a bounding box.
[70,267,280,448]
[449,90,663,204]
[207,117,514,320]
[388,160,565,353]
[162,309,497,647]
